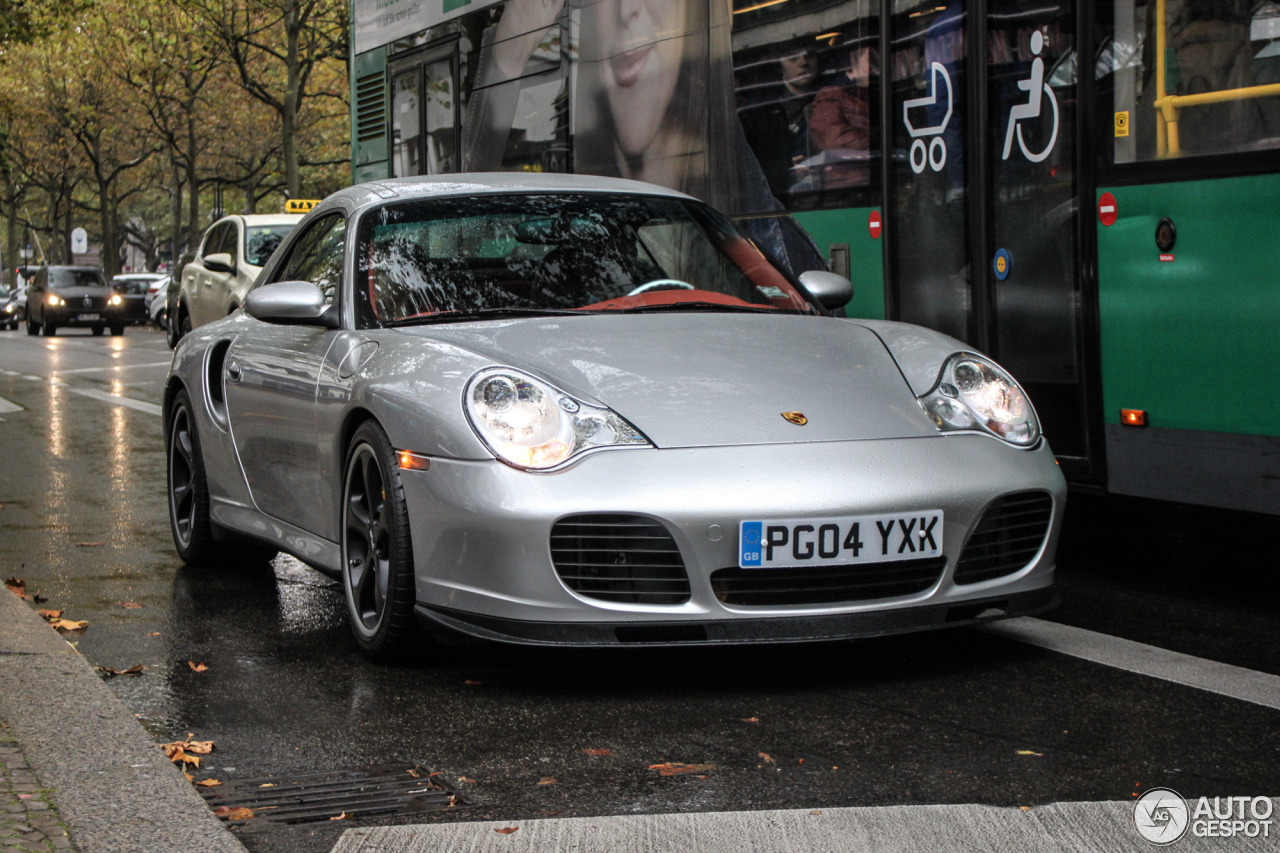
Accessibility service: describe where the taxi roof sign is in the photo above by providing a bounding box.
[285,199,321,214]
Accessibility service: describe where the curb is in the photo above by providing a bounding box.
[0,587,245,853]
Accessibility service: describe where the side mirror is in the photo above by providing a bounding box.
[798,270,854,310]
[204,252,234,274]
[245,280,339,329]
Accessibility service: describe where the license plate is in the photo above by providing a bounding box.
[739,511,943,568]
[77,313,99,321]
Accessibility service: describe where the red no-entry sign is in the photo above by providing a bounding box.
[869,210,882,239]
[1098,192,1118,226]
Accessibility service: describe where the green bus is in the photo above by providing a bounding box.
[348,0,1280,515]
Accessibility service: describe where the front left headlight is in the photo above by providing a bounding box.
[464,367,651,470]
[919,353,1040,447]
[109,294,123,306]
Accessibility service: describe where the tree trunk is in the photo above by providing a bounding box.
[3,179,16,286]
[170,158,184,273]
[186,114,201,261]
[283,11,301,198]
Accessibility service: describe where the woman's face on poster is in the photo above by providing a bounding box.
[594,0,687,156]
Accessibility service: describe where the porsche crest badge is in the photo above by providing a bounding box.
[781,412,808,425]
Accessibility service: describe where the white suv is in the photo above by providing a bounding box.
[177,214,302,333]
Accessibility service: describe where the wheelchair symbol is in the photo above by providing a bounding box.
[903,62,953,175]
[1002,31,1059,163]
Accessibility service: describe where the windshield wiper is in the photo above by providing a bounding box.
[385,307,592,327]
[616,302,802,315]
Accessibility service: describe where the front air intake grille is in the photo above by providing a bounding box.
[709,557,946,607]
[551,514,690,605]
[953,491,1054,585]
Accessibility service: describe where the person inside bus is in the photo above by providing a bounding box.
[463,0,826,277]
[736,40,821,197]
[806,43,879,189]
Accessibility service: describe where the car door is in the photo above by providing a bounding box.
[205,221,239,321]
[223,213,347,536]
[186,223,221,327]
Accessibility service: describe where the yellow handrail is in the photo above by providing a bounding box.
[1154,0,1280,156]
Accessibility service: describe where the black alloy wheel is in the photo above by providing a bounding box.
[341,421,419,659]
[167,389,219,565]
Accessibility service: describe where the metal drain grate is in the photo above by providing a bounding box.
[197,764,457,825]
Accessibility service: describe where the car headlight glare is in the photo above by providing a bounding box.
[465,368,649,470]
[3,303,12,313]
[109,294,123,306]
[47,295,63,306]
[920,353,1040,446]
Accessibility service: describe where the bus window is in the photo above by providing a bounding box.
[731,1,881,210]
[1108,0,1280,162]
[462,15,568,173]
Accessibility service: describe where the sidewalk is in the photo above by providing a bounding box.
[0,582,244,853]
[1,719,75,851]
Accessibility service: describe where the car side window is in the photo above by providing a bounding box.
[202,224,227,259]
[221,223,240,266]
[279,214,345,306]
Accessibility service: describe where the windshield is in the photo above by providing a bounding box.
[355,194,815,326]
[246,225,294,267]
[113,279,150,295]
[50,269,105,289]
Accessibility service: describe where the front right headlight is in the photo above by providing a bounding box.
[464,367,651,470]
[919,353,1040,446]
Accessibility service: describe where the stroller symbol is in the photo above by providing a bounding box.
[1002,31,1059,163]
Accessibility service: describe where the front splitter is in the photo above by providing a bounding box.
[414,586,1058,647]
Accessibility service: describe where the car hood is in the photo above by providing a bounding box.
[398,313,938,449]
[52,286,112,300]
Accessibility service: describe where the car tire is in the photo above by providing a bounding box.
[92,325,104,336]
[341,420,421,660]
[41,318,56,336]
[166,312,181,349]
[167,389,223,566]
[109,324,124,336]
[26,319,37,336]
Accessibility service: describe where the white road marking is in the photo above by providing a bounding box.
[54,361,172,374]
[0,395,22,414]
[984,617,1280,711]
[65,387,163,417]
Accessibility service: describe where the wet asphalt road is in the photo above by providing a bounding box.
[1,327,1279,853]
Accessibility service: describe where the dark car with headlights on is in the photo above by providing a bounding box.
[1,284,21,330]
[26,266,126,336]
[111,274,157,325]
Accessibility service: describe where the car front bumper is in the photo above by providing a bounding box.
[399,434,1066,646]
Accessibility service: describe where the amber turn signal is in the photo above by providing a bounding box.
[397,450,431,471]
[1120,409,1147,427]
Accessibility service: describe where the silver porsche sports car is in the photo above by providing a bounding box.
[164,174,1065,659]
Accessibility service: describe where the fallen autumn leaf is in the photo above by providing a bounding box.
[537,777,556,785]
[495,827,519,834]
[196,778,221,787]
[36,609,63,621]
[583,749,614,756]
[121,602,143,609]
[464,679,483,685]
[147,632,161,636]
[188,661,208,672]
[329,812,353,821]
[49,619,88,633]
[97,664,144,678]
[1016,750,1043,756]
[4,577,27,599]
[224,807,254,821]
[649,762,717,776]
[758,752,775,764]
